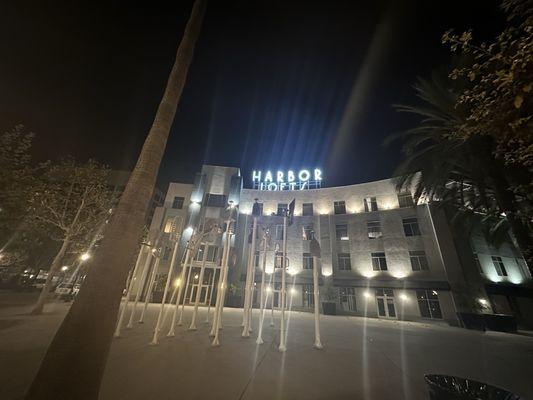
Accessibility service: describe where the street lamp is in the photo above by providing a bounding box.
[80,253,90,261]
[61,266,69,272]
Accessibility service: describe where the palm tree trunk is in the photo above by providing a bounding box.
[25,2,206,399]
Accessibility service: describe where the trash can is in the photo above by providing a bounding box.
[425,375,520,400]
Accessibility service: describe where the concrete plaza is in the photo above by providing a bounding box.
[1,293,532,399]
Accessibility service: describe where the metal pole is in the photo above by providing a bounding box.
[167,244,193,337]
[211,211,233,345]
[256,236,269,344]
[126,246,154,329]
[114,245,145,337]
[242,216,257,337]
[270,268,275,327]
[139,253,160,323]
[178,255,194,326]
[205,267,218,324]
[312,255,323,349]
[279,215,288,352]
[151,238,181,344]
[209,232,230,337]
[189,243,209,330]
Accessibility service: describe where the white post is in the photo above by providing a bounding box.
[312,255,323,349]
[242,216,257,337]
[256,236,269,344]
[167,243,194,337]
[270,268,275,327]
[279,215,288,352]
[178,255,194,326]
[139,253,160,323]
[126,246,154,329]
[211,212,233,345]
[189,243,209,330]
[150,238,180,345]
[205,268,218,324]
[209,233,230,337]
[114,245,145,337]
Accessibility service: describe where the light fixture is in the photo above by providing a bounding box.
[174,278,181,287]
[80,253,90,261]
[194,274,199,280]
[266,286,272,293]
[290,287,297,295]
[61,266,69,272]
[400,293,408,302]
[363,291,371,299]
[478,298,489,307]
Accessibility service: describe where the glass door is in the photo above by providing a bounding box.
[375,288,396,318]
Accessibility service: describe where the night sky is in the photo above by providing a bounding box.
[0,1,504,190]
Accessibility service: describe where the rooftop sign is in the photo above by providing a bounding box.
[252,169,323,191]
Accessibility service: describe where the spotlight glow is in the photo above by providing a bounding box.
[80,253,90,261]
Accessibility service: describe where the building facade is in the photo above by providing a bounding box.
[132,165,533,328]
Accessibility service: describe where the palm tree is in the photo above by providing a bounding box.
[388,73,533,271]
[25,1,207,399]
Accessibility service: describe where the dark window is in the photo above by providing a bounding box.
[277,203,288,216]
[206,194,227,208]
[339,287,357,311]
[371,252,388,271]
[207,246,218,263]
[336,224,349,241]
[303,253,313,269]
[302,224,314,241]
[397,193,414,208]
[403,218,421,236]
[367,220,382,239]
[364,197,378,212]
[254,203,263,216]
[409,251,429,271]
[195,244,206,261]
[492,256,508,276]
[416,289,442,319]
[334,201,346,214]
[254,250,260,267]
[302,203,314,216]
[172,196,184,209]
[338,253,351,270]
[162,246,172,261]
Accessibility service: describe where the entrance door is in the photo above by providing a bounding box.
[189,284,209,304]
[376,288,396,318]
[339,287,356,311]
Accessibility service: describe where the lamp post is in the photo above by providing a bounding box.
[205,267,218,324]
[139,247,161,323]
[126,244,155,329]
[242,214,258,337]
[189,240,209,330]
[310,236,323,349]
[256,228,269,344]
[279,199,294,352]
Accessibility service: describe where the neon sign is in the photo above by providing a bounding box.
[252,169,323,191]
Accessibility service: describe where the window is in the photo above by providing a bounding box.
[275,225,284,240]
[409,251,429,271]
[275,251,284,268]
[172,196,184,209]
[302,203,314,216]
[207,246,218,263]
[206,194,227,208]
[492,256,508,277]
[163,217,175,233]
[334,201,346,215]
[335,224,349,241]
[416,290,442,319]
[367,220,382,239]
[162,246,172,261]
[302,224,314,241]
[403,217,421,236]
[338,253,351,270]
[253,203,263,216]
[302,284,314,307]
[195,245,206,261]
[473,253,483,274]
[339,287,356,311]
[303,253,313,270]
[371,252,388,271]
[277,203,288,216]
[364,197,378,212]
[254,250,260,267]
[397,193,414,208]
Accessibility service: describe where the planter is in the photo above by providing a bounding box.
[322,302,336,315]
[457,312,486,331]
[425,374,520,400]
[483,314,517,333]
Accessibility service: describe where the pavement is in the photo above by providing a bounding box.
[1,292,533,400]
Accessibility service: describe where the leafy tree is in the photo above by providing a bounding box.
[441,0,532,182]
[28,158,114,315]
[0,125,35,248]
[390,73,532,272]
[26,1,207,399]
